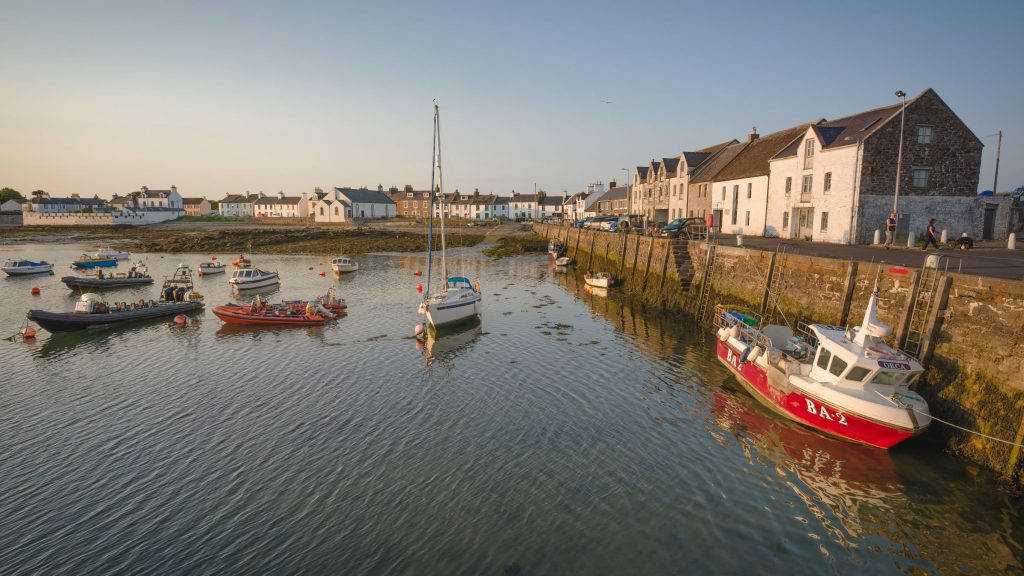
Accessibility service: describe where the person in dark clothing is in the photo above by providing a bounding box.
[884,212,897,248]
[922,218,940,250]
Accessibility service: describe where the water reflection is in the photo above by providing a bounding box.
[417,319,482,366]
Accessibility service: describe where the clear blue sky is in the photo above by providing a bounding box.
[1,0,1020,199]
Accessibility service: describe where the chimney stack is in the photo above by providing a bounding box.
[749,127,759,142]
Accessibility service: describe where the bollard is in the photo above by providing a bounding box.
[940,229,948,244]
[1010,233,1017,250]
[736,233,744,247]
[907,231,915,248]
[873,229,881,245]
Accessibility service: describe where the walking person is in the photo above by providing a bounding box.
[884,212,897,249]
[922,218,940,251]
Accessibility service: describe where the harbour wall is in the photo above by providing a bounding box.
[535,223,1024,485]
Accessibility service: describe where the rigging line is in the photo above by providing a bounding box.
[876,391,1024,448]
[425,103,438,299]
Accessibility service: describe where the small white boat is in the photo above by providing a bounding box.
[229,266,280,290]
[555,256,572,267]
[3,259,54,276]
[331,256,359,274]
[94,247,132,260]
[583,271,614,288]
[419,276,482,328]
[198,260,226,276]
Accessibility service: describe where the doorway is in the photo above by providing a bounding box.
[983,203,998,240]
[796,208,814,240]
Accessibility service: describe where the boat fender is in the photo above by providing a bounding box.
[747,345,763,363]
[739,347,751,364]
[729,325,740,339]
[717,327,729,341]
[726,336,749,359]
[472,281,481,292]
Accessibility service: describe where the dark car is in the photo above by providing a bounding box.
[658,217,704,237]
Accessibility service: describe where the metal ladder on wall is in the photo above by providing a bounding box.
[694,234,720,323]
[903,258,942,359]
[760,244,791,326]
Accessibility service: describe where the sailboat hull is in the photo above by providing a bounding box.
[421,291,481,328]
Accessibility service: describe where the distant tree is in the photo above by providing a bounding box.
[81,206,93,214]
[0,187,23,203]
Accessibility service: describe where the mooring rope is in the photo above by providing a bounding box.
[877,391,1024,448]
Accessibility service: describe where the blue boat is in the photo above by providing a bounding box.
[71,255,118,269]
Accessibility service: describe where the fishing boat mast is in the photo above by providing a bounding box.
[435,103,449,286]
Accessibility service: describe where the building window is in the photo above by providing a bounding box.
[912,168,930,188]
[745,211,750,225]
[917,126,932,145]
[746,183,752,198]
[785,177,792,195]
[801,175,813,194]
[319,206,324,216]
[823,172,832,193]
[804,138,815,169]
[782,212,789,229]
[334,206,339,216]
[820,212,829,231]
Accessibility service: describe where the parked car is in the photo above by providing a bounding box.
[659,217,704,238]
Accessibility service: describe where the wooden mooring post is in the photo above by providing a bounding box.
[895,270,921,348]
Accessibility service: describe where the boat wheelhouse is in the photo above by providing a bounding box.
[331,256,359,274]
[714,287,931,449]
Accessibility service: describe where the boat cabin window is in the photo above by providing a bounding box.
[845,366,871,382]
[815,348,831,370]
[828,356,848,378]
[870,371,908,386]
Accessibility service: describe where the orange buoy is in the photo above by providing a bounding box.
[173,315,187,326]
[417,283,423,293]
[21,327,37,339]
[31,287,41,295]
[414,323,424,336]
[211,255,217,260]
[414,269,422,276]
[319,271,326,276]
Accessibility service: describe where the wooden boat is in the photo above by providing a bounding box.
[3,259,53,276]
[330,256,359,274]
[417,104,482,329]
[229,266,279,290]
[93,247,132,260]
[212,299,329,326]
[62,263,152,289]
[71,255,117,269]
[198,260,226,276]
[583,271,614,288]
[28,265,203,333]
[713,284,931,449]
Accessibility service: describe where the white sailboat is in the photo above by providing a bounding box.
[418,103,482,330]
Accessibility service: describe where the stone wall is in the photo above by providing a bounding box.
[23,210,183,226]
[535,222,1024,485]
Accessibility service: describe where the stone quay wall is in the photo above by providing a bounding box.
[535,223,1024,485]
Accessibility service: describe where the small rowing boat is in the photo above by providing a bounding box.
[583,271,614,288]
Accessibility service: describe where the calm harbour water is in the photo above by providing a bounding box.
[1,242,1022,575]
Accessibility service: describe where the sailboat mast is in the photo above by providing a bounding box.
[425,104,438,299]
[436,104,448,283]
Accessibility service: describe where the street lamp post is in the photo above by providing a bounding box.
[621,167,630,227]
[892,90,907,219]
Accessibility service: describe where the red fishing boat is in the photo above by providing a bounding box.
[714,285,931,449]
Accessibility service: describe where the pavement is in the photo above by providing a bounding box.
[712,233,1024,280]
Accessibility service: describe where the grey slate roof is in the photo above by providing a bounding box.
[689,143,748,184]
[335,187,396,204]
[598,186,628,201]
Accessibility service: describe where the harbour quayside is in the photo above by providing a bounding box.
[417,103,482,331]
[714,284,931,449]
[28,265,204,333]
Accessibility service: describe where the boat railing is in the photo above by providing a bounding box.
[714,305,773,351]
[795,320,820,350]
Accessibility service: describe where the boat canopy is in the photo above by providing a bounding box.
[447,276,472,288]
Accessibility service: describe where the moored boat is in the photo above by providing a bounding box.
[62,263,152,289]
[93,247,132,260]
[3,259,54,276]
[198,260,226,276]
[71,255,118,269]
[330,256,359,274]
[555,256,572,267]
[583,271,614,288]
[229,266,279,290]
[212,296,329,326]
[713,285,931,449]
[28,265,203,333]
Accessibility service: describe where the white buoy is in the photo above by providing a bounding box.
[907,231,915,248]
[736,233,744,247]
[414,324,424,337]
[1009,233,1017,250]
[940,229,948,244]
[873,229,881,245]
